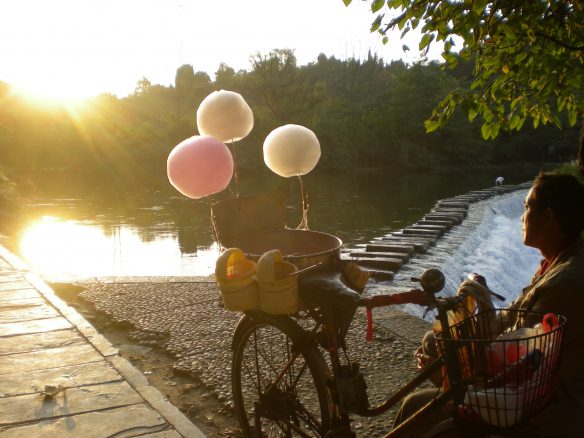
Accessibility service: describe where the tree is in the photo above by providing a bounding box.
[174,64,213,137]
[134,77,152,95]
[347,0,584,173]
[249,49,323,124]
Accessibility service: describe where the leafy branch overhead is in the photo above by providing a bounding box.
[345,0,584,141]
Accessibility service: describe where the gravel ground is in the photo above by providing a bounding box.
[55,276,433,438]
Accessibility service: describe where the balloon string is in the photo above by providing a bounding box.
[229,139,240,198]
[296,175,309,230]
[208,196,222,250]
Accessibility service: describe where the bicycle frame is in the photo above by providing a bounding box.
[232,288,467,438]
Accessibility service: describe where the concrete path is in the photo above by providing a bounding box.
[0,245,206,438]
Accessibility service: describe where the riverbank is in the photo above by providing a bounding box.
[51,276,432,437]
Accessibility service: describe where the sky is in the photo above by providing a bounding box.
[1,0,441,100]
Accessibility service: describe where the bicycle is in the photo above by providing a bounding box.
[229,267,565,438]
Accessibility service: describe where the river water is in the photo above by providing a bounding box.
[10,168,539,286]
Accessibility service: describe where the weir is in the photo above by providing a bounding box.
[343,183,541,319]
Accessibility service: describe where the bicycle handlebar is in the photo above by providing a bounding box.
[358,289,428,308]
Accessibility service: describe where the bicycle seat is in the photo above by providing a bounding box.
[299,269,361,345]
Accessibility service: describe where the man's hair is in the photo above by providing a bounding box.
[531,172,584,237]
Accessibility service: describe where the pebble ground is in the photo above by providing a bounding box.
[75,276,433,437]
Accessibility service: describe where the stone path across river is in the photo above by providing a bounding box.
[341,183,532,282]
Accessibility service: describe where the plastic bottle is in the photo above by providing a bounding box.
[487,349,544,388]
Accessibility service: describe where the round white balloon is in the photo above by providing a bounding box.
[196,90,254,142]
[263,124,321,177]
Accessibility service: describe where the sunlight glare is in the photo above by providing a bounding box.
[18,216,219,281]
[20,217,113,280]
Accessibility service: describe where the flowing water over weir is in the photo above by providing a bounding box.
[342,182,541,319]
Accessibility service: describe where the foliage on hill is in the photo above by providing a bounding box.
[0,50,578,191]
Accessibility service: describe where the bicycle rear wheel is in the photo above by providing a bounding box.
[232,312,335,437]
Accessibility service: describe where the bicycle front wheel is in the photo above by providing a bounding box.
[232,312,335,437]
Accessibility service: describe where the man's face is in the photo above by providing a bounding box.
[521,187,547,248]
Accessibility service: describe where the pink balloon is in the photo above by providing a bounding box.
[167,135,234,199]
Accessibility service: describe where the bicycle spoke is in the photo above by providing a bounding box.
[233,317,333,437]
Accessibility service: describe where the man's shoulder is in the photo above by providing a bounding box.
[538,254,584,292]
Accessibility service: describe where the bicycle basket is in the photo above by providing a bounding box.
[435,309,565,428]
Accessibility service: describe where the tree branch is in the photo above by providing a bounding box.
[534,32,584,50]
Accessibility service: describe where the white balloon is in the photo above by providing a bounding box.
[196,90,254,142]
[263,124,321,177]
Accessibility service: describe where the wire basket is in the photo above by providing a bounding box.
[435,309,565,428]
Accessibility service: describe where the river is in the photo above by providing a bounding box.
[9,168,539,284]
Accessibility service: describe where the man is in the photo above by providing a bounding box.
[395,172,584,437]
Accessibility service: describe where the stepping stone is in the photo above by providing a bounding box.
[350,251,410,263]
[380,235,436,248]
[342,255,402,271]
[424,212,463,222]
[432,206,468,215]
[454,195,480,202]
[365,243,416,255]
[402,228,442,237]
[409,224,449,233]
[417,220,454,228]
[373,238,430,253]
[436,200,470,209]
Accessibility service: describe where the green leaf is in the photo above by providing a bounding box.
[509,114,522,130]
[419,33,434,51]
[472,0,488,15]
[371,0,384,13]
[425,119,441,133]
[510,97,522,110]
[481,123,491,140]
[468,108,478,122]
[515,52,528,64]
[568,110,577,126]
[342,0,352,6]
[371,15,382,32]
[491,123,501,138]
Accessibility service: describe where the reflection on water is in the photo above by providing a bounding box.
[12,169,536,282]
[19,216,220,281]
